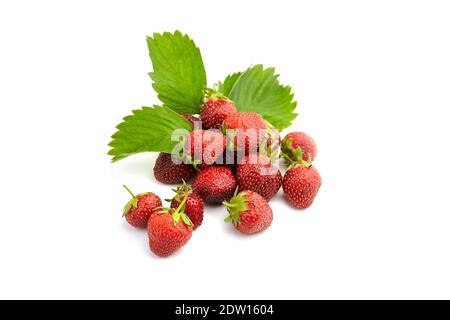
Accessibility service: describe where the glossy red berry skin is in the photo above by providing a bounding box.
[192,166,236,204]
[125,193,162,228]
[153,153,196,184]
[236,155,282,201]
[148,211,192,257]
[171,193,204,230]
[282,165,322,209]
[282,132,317,162]
[201,97,237,129]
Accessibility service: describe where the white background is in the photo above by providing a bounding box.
[1,0,449,299]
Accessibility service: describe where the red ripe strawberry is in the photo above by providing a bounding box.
[282,165,322,209]
[148,202,193,257]
[153,153,196,184]
[281,132,317,163]
[201,96,237,129]
[223,112,266,154]
[223,190,273,234]
[181,113,200,125]
[192,166,236,204]
[122,185,162,228]
[185,129,227,168]
[236,155,282,201]
[170,182,204,230]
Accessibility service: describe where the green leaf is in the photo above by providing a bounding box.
[147,31,207,114]
[227,65,297,131]
[218,72,242,97]
[108,105,193,162]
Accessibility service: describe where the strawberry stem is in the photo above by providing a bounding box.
[173,192,188,215]
[123,185,136,199]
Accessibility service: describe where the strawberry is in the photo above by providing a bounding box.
[192,166,236,204]
[122,185,162,228]
[170,182,204,230]
[281,132,317,163]
[282,158,322,209]
[223,112,266,154]
[181,113,200,125]
[148,199,193,257]
[236,155,282,201]
[223,190,273,234]
[201,96,237,129]
[153,153,196,184]
[185,129,227,168]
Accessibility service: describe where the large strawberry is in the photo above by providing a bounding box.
[236,155,282,201]
[223,190,273,234]
[148,197,193,257]
[223,112,266,154]
[282,146,321,208]
[200,95,237,129]
[153,153,196,184]
[185,129,227,168]
[122,185,162,228]
[170,182,204,230]
[192,166,236,204]
[281,132,317,163]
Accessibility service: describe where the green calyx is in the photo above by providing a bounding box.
[169,180,191,204]
[205,85,230,102]
[122,185,148,217]
[223,189,251,226]
[280,139,312,170]
[160,186,194,228]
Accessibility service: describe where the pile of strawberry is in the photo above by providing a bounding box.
[122,95,322,257]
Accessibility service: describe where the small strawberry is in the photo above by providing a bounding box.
[170,182,204,230]
[153,153,196,184]
[283,165,321,209]
[185,129,227,168]
[223,112,266,154]
[223,190,273,234]
[236,155,282,201]
[282,147,321,208]
[148,198,193,257]
[192,166,236,204]
[201,95,237,129]
[181,113,200,125]
[281,132,317,163]
[122,185,162,228]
